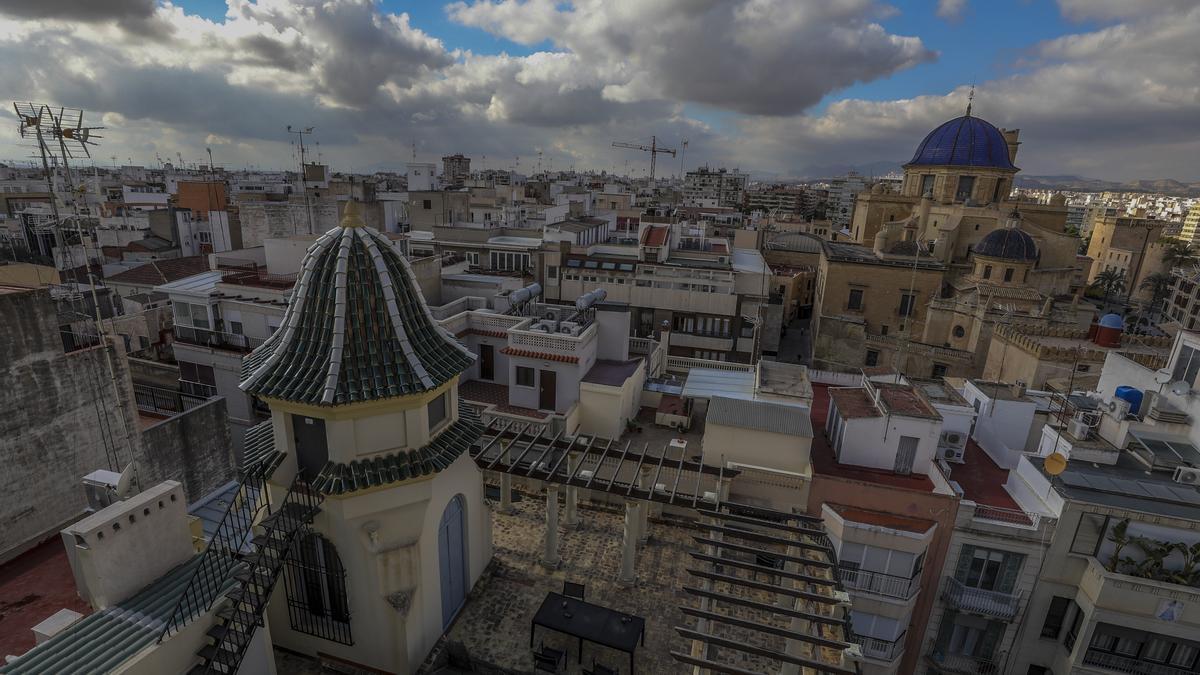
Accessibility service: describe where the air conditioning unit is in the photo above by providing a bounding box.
[943,446,967,463]
[82,469,122,513]
[1068,419,1091,440]
[1106,399,1131,421]
[1173,466,1200,485]
[940,430,966,448]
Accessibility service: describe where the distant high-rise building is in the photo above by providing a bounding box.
[826,171,867,230]
[1180,204,1200,246]
[683,166,748,208]
[442,154,471,187]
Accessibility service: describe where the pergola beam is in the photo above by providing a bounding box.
[674,627,857,675]
[686,568,842,606]
[692,536,836,570]
[682,586,850,628]
[687,551,839,587]
[679,606,852,650]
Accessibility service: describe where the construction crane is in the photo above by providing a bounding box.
[612,135,676,184]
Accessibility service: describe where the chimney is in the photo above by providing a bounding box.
[1011,381,1027,400]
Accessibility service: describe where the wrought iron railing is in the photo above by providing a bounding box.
[838,564,921,600]
[132,383,184,416]
[159,474,269,641]
[942,576,1021,620]
[853,632,906,661]
[1084,650,1196,675]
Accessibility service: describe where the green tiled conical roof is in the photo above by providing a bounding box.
[240,204,474,405]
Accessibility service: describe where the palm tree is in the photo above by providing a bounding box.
[1139,272,1173,322]
[1161,240,1198,271]
[1091,269,1127,310]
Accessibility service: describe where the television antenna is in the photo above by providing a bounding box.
[286,125,316,234]
[13,102,137,481]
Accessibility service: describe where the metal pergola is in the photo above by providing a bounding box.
[470,421,861,674]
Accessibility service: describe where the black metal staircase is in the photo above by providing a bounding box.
[161,474,270,643]
[184,475,323,674]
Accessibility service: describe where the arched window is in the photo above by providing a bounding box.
[283,532,353,644]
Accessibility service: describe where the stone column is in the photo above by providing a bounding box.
[498,472,513,514]
[637,466,652,544]
[564,451,580,529]
[618,500,640,586]
[541,485,561,569]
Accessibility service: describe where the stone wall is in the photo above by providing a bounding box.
[139,397,235,503]
[1,288,236,564]
[0,288,144,563]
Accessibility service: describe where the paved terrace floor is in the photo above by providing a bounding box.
[951,439,1022,511]
[440,496,690,673]
[434,489,834,674]
[0,539,91,657]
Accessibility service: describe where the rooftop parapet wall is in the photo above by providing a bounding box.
[60,481,194,610]
[992,323,1172,364]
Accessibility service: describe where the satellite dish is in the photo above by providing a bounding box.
[1170,380,1192,397]
[1044,452,1068,476]
[1155,368,1173,385]
[115,461,138,499]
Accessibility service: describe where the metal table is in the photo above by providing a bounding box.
[530,591,646,674]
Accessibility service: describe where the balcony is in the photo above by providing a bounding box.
[838,564,921,601]
[1083,650,1196,675]
[1080,554,1200,614]
[669,331,735,352]
[133,383,184,416]
[853,632,905,662]
[941,577,1020,620]
[927,651,1000,674]
[174,326,265,353]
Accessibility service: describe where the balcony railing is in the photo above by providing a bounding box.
[133,383,184,416]
[928,651,1000,674]
[942,577,1021,620]
[972,503,1039,528]
[179,379,217,399]
[1084,650,1196,675]
[838,564,921,600]
[853,632,905,662]
[174,326,265,352]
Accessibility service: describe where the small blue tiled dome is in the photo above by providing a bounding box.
[974,227,1038,261]
[908,115,1016,169]
[1099,313,1124,329]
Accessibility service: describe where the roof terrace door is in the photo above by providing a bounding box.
[895,436,918,475]
[539,369,557,411]
[292,415,329,481]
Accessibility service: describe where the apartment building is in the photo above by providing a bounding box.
[683,166,749,209]
[1166,267,1200,330]
[1181,204,1200,246]
[827,172,868,229]
[1086,215,1170,301]
[974,330,1200,675]
[540,211,770,363]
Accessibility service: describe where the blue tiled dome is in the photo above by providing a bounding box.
[1099,313,1124,329]
[974,227,1038,261]
[908,115,1016,169]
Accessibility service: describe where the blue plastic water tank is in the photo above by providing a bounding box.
[1115,386,1143,415]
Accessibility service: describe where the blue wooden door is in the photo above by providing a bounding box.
[439,495,467,628]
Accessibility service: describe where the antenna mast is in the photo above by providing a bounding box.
[287,125,316,234]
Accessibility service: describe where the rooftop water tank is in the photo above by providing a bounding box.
[1114,386,1143,416]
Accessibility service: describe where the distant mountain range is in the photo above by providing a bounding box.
[1013,175,1200,196]
[764,163,1200,196]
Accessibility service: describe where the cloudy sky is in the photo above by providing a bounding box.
[0,0,1196,181]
